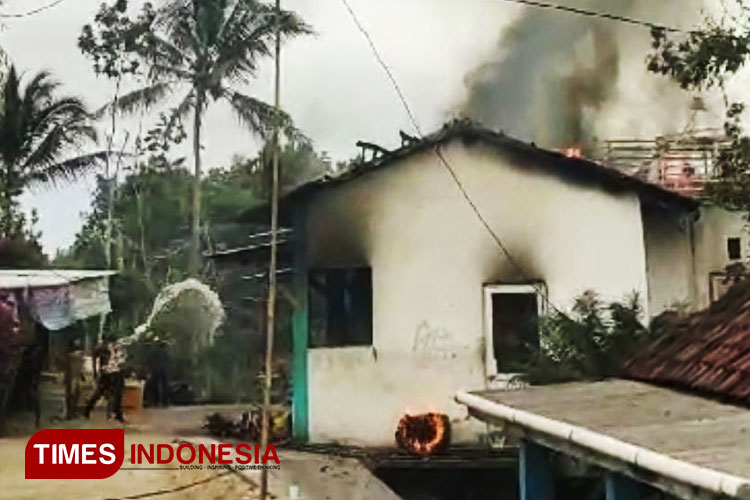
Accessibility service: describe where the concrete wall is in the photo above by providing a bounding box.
[302,140,651,446]
[640,205,695,315]
[692,205,748,308]
[636,202,748,316]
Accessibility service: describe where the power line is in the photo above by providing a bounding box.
[338,0,565,315]
[495,0,684,33]
[432,145,563,313]
[339,0,423,137]
[0,0,67,18]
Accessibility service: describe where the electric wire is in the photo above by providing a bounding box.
[338,0,567,315]
[495,0,685,33]
[0,0,68,18]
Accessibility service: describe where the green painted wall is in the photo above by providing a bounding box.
[291,208,309,441]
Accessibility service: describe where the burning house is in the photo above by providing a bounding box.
[241,121,744,447]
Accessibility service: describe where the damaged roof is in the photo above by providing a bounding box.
[624,280,750,406]
[287,120,698,211]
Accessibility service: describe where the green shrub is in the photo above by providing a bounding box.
[521,290,657,385]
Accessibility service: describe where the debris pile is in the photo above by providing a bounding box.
[202,407,289,443]
[395,412,450,456]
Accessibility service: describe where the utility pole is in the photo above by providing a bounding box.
[259,0,281,498]
[97,78,120,346]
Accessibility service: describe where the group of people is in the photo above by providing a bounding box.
[1,288,171,427]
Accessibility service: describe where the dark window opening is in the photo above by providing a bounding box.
[309,268,372,347]
[492,293,539,373]
[728,237,742,260]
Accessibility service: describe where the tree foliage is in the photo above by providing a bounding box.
[79,0,312,274]
[57,137,329,401]
[0,66,103,235]
[522,291,657,385]
[647,2,750,212]
[0,209,46,269]
[79,0,155,80]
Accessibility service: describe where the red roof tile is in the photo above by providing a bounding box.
[624,281,750,406]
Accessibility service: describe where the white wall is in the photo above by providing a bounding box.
[692,205,749,308]
[303,140,651,446]
[641,205,695,315]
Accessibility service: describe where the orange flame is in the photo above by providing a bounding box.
[563,147,582,159]
[395,413,451,456]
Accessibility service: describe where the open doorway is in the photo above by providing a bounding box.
[484,284,546,379]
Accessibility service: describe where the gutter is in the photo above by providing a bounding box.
[455,391,750,499]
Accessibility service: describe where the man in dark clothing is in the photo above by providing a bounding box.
[84,337,126,422]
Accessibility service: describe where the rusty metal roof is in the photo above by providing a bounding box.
[623,281,750,406]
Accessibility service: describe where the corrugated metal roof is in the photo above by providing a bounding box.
[0,269,117,289]
[624,281,750,406]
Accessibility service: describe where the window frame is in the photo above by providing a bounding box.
[727,237,742,261]
[483,283,547,379]
[308,266,373,349]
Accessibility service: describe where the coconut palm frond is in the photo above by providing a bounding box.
[224,89,277,139]
[146,32,187,68]
[211,2,311,86]
[157,1,201,54]
[149,63,193,82]
[25,151,108,189]
[98,80,177,118]
[28,97,92,142]
[21,70,60,106]
[0,65,101,196]
[164,90,195,138]
[223,89,303,141]
[22,116,98,173]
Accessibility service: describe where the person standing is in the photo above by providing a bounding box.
[84,335,126,423]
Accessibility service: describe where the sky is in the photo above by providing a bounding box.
[0,0,734,254]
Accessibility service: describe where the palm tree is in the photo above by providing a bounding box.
[114,0,310,275]
[0,66,104,235]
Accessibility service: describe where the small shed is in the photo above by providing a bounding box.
[0,269,116,332]
[0,269,116,421]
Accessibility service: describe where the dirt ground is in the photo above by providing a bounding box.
[0,405,402,500]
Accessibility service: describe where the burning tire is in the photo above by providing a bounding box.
[395,412,451,456]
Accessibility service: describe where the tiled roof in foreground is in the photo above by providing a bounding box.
[624,281,750,406]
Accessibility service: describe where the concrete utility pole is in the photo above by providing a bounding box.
[259,0,282,498]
